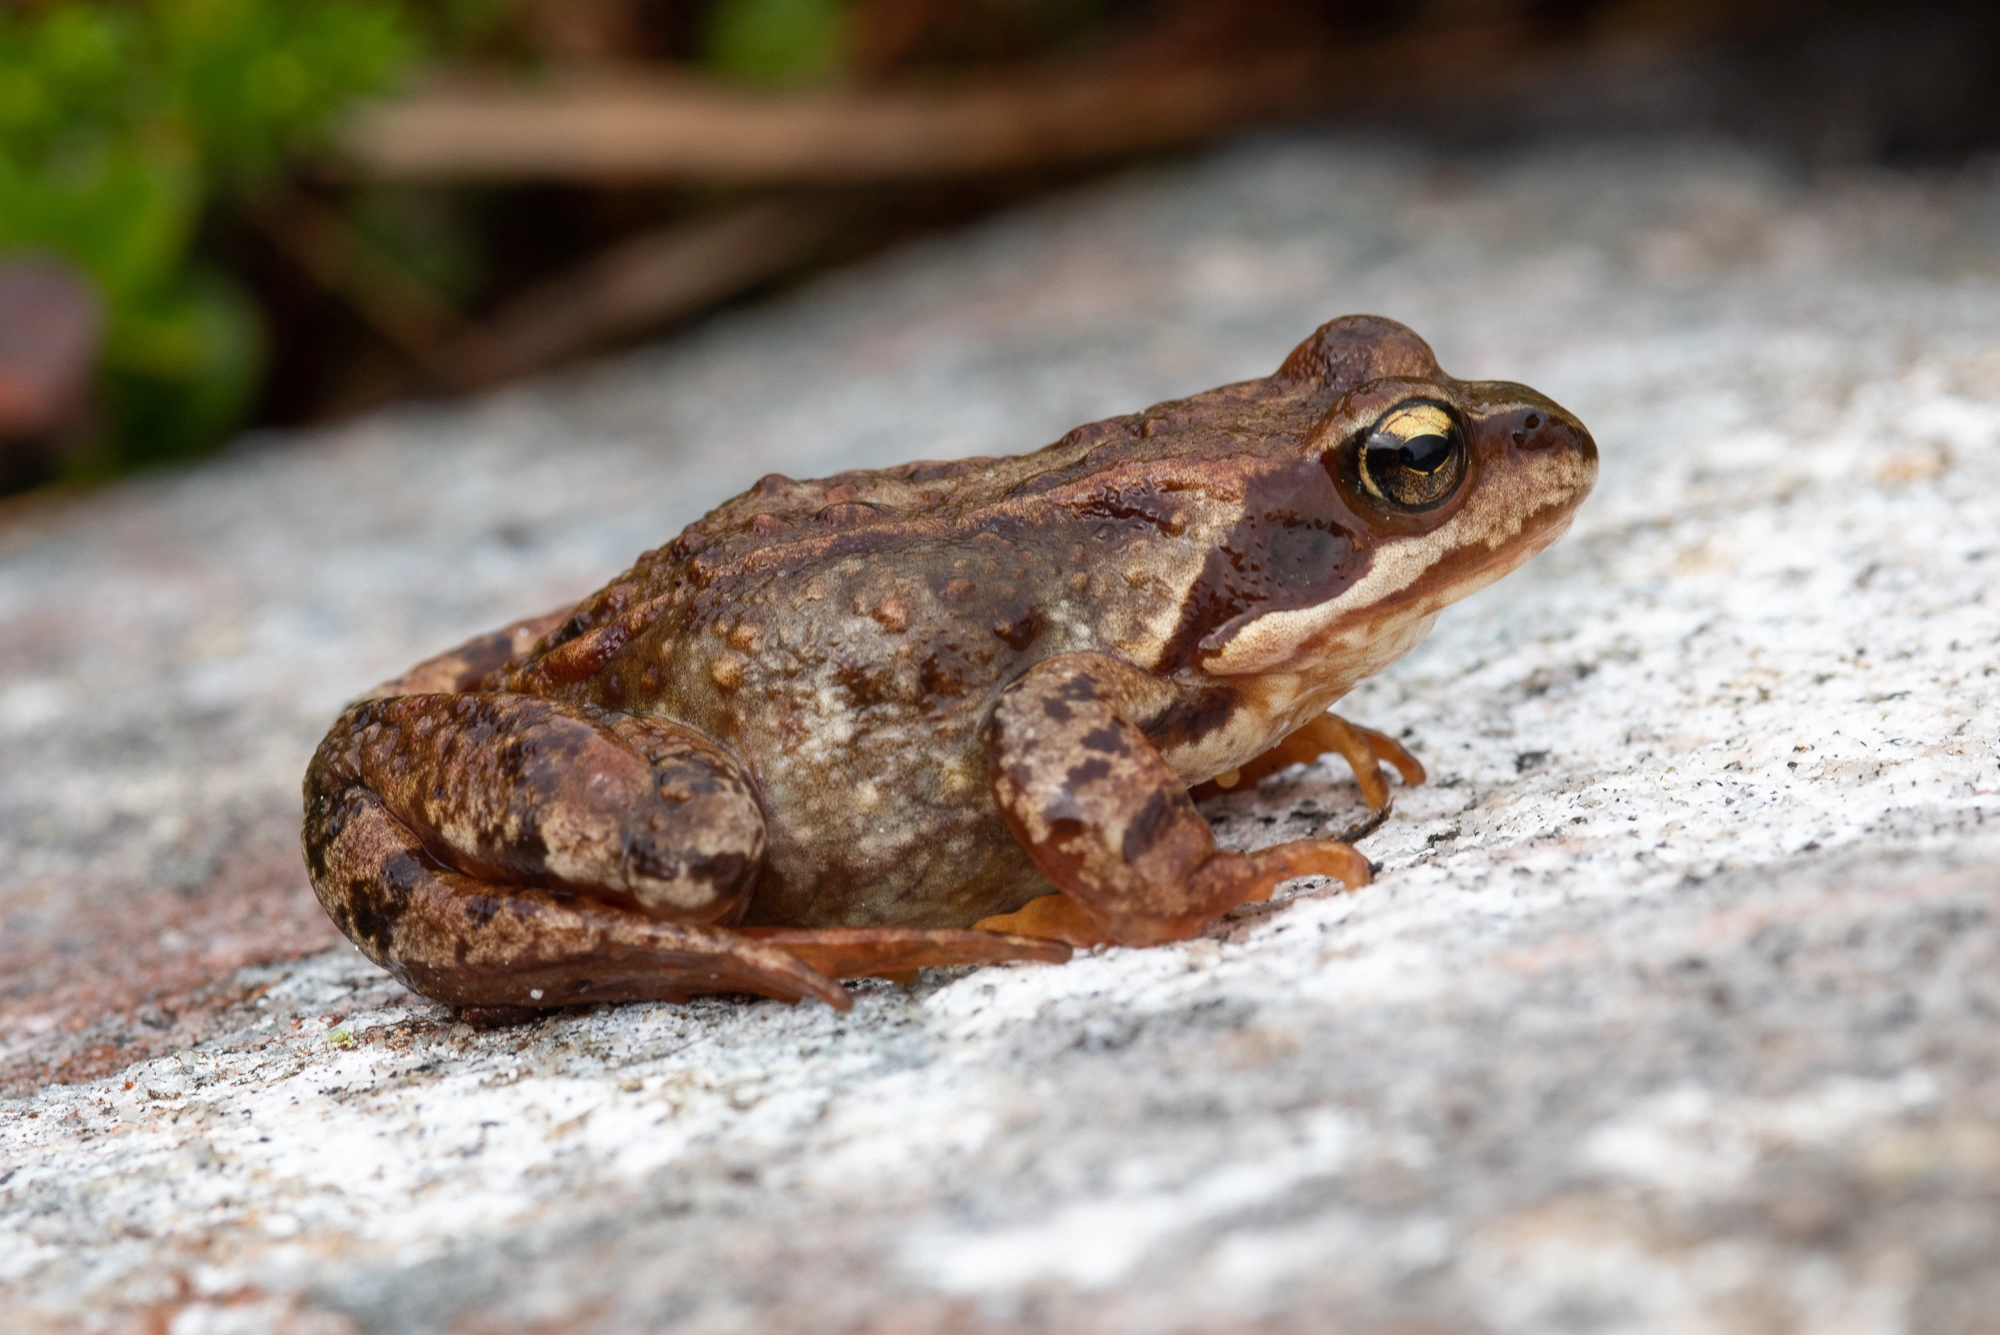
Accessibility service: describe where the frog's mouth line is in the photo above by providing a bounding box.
[1202,470,1589,681]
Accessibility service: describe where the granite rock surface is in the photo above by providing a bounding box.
[3,136,1999,1334]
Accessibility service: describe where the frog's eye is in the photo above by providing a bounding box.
[1356,402,1466,511]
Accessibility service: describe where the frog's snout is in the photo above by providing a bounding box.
[1513,407,1593,458]
[1495,398,1597,508]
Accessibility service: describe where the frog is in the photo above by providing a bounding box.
[302,315,1596,1012]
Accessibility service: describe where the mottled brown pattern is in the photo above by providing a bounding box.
[308,693,765,918]
[984,654,1372,946]
[306,785,852,1008]
[362,608,573,701]
[300,315,1596,1009]
[1153,454,1372,672]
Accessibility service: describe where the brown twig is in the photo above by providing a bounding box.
[243,189,497,389]
[249,185,819,396]
[339,54,1340,185]
[299,0,1809,400]
[438,196,846,388]
[337,0,1819,189]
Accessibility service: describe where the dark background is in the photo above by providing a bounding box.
[3,0,1998,494]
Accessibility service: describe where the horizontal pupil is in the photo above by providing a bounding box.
[1370,432,1453,473]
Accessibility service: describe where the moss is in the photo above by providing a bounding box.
[0,0,416,470]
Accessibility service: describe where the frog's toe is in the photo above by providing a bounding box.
[1218,838,1372,903]
[974,895,1113,948]
[1191,713,1424,810]
[976,838,1367,950]
[1350,721,1426,788]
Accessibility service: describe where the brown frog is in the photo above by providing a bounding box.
[303,315,1596,1012]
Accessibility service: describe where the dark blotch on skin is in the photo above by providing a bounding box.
[654,758,729,801]
[1055,676,1098,703]
[1080,724,1129,755]
[992,609,1043,650]
[1066,757,1114,787]
[1075,481,1183,535]
[302,800,338,883]
[1121,789,1179,864]
[539,611,591,655]
[1047,816,1087,845]
[1145,687,1238,751]
[1156,457,1370,672]
[668,849,758,901]
[920,647,971,700]
[346,851,421,952]
[836,660,900,709]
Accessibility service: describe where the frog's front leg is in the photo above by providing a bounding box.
[1191,713,1426,809]
[977,654,1372,949]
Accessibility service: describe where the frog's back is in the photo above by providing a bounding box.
[511,369,1332,691]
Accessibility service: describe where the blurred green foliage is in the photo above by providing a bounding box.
[704,0,848,87]
[0,0,1128,478]
[346,185,484,307]
[0,0,416,469]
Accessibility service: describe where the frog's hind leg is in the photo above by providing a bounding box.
[309,784,853,1008]
[738,927,1070,984]
[358,606,575,701]
[1192,713,1425,809]
[309,693,776,922]
[305,692,1070,1009]
[304,691,848,1008]
[307,790,1069,1008]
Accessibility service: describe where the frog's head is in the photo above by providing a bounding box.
[1184,315,1596,689]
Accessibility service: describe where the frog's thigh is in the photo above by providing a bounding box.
[304,692,839,1006]
[309,692,764,920]
[981,654,1372,948]
[306,783,850,1008]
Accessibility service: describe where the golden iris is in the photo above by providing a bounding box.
[1357,402,1465,511]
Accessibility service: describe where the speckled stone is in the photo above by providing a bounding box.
[2,137,1998,1335]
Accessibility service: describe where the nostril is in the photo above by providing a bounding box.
[1514,411,1564,450]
